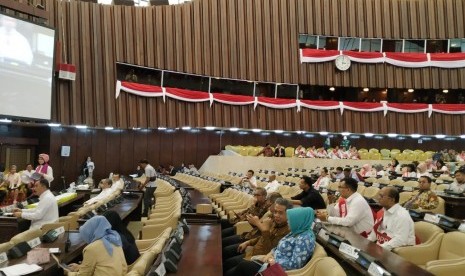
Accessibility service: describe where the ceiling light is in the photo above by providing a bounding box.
[411,134,421,138]
[408,89,414,93]
[443,89,449,93]
[387,133,398,138]
[182,126,191,130]
[104,126,114,130]
[75,125,87,129]
[132,127,141,130]
[274,130,284,134]
[47,123,61,127]
[363,88,369,92]
[341,132,351,136]
[261,132,270,136]
[158,127,167,130]
[461,135,465,139]
[0,118,12,123]
[329,87,335,91]
[230,127,239,132]
[296,131,305,134]
[205,126,216,130]
[364,133,374,137]
[319,131,329,135]
[252,129,261,133]
[435,134,446,139]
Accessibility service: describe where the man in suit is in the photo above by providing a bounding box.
[274,144,285,157]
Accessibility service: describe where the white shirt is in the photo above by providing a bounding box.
[328,192,374,235]
[145,164,157,188]
[85,187,114,205]
[87,161,95,172]
[21,170,34,184]
[242,176,257,188]
[264,180,281,193]
[450,181,465,193]
[313,176,330,190]
[368,204,415,251]
[21,190,59,230]
[35,165,54,183]
[110,179,124,192]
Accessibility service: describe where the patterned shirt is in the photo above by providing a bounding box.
[230,201,271,225]
[245,221,290,259]
[403,190,439,210]
[273,231,315,270]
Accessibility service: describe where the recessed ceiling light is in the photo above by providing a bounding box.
[364,133,374,137]
[443,89,449,93]
[205,126,216,130]
[460,135,465,139]
[329,87,335,91]
[408,89,414,93]
[230,127,239,132]
[387,133,398,138]
[132,127,141,130]
[274,130,284,134]
[411,134,421,138]
[104,126,114,130]
[319,131,329,135]
[341,132,351,136]
[252,129,261,133]
[435,134,446,139]
[182,126,191,130]
[0,118,12,123]
[363,88,369,92]
[158,127,167,130]
[75,125,87,129]
[48,123,61,127]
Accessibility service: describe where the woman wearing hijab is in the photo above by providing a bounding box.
[232,207,316,275]
[67,216,127,276]
[36,153,54,183]
[102,210,140,265]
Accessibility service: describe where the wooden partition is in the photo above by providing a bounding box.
[30,0,465,131]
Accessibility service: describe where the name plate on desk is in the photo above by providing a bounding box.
[27,237,41,248]
[55,226,65,236]
[424,213,440,224]
[0,252,7,264]
[339,242,359,259]
[458,223,465,232]
[368,262,391,276]
[318,228,329,242]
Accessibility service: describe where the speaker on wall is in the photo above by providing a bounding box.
[61,146,71,157]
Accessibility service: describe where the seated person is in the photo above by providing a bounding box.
[368,187,415,251]
[401,164,417,178]
[343,167,360,182]
[274,144,285,157]
[403,176,439,210]
[316,178,374,237]
[240,170,257,189]
[103,211,140,265]
[20,164,35,197]
[294,145,306,158]
[256,143,274,157]
[360,164,375,178]
[449,169,465,193]
[313,167,330,190]
[84,178,114,205]
[67,216,127,275]
[223,197,291,275]
[373,164,386,177]
[13,179,59,230]
[110,173,124,192]
[188,164,199,174]
[331,167,345,180]
[264,174,281,193]
[290,176,326,210]
[221,187,270,245]
[231,207,316,275]
[416,162,431,178]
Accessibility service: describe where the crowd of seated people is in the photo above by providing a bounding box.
[294,145,360,159]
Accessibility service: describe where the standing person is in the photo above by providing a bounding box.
[290,176,326,210]
[103,211,140,265]
[137,159,157,217]
[35,153,54,184]
[13,179,58,230]
[2,165,21,204]
[274,144,285,157]
[67,216,127,275]
[82,157,95,178]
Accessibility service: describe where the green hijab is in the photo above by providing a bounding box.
[286,207,315,237]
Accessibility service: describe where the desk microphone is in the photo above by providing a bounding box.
[64,223,71,253]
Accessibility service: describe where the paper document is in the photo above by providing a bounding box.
[0,263,43,276]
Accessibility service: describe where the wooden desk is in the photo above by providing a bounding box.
[318,224,433,276]
[0,231,86,276]
[438,194,465,219]
[0,194,87,243]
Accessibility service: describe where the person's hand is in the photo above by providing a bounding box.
[267,256,276,265]
[13,211,22,218]
[68,263,80,272]
[261,252,273,263]
[237,241,249,253]
[327,194,337,204]
[316,210,328,222]
[261,217,272,231]
[246,215,260,226]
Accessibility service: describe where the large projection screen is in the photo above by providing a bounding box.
[0,13,56,120]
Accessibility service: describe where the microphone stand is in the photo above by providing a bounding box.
[64,223,71,253]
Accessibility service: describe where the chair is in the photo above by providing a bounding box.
[394,222,444,266]
[0,242,13,253]
[285,147,295,157]
[196,204,213,214]
[10,229,43,245]
[399,191,413,205]
[360,152,370,160]
[313,257,346,276]
[369,148,379,154]
[435,184,449,191]
[286,243,328,275]
[370,152,381,160]
[380,149,391,160]
[357,185,366,195]
[363,187,380,199]
[428,196,445,215]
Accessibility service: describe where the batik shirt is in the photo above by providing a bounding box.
[273,231,315,270]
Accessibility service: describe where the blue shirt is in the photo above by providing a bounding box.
[273,231,315,270]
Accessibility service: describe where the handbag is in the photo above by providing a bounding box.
[256,263,287,276]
